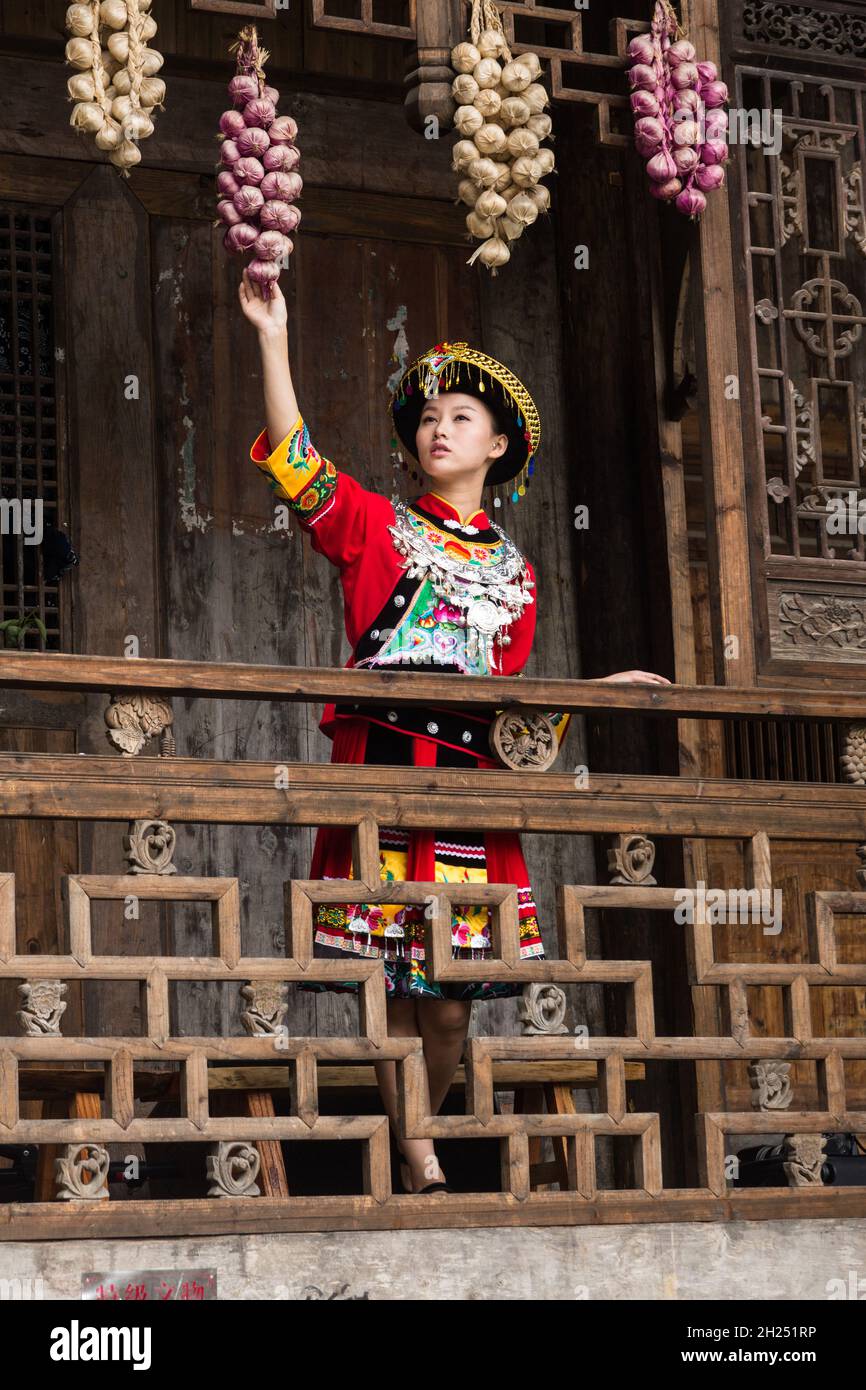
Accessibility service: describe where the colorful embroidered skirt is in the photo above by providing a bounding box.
[299,719,545,1003]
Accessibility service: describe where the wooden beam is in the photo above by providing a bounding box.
[683,0,757,684]
[2,1188,865,1240]
[0,652,864,718]
[0,754,864,838]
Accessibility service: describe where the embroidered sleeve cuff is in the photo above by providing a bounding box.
[250,414,338,518]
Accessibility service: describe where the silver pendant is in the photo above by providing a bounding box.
[467,597,504,634]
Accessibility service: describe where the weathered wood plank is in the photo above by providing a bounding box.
[0,755,864,837]
[2,1187,865,1241]
[0,58,448,194]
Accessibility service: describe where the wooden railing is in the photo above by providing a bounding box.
[1,653,865,1239]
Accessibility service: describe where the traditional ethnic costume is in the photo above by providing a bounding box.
[249,341,569,1001]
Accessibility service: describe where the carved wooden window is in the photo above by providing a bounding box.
[731,61,866,676]
[462,0,647,145]
[310,0,415,40]
[0,206,64,651]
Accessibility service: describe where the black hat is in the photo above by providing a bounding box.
[389,341,541,492]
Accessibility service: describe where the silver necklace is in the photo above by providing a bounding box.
[386,500,535,671]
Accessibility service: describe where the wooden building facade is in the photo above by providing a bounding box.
[0,0,865,1236]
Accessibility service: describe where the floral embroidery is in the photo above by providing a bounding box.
[257,415,338,522]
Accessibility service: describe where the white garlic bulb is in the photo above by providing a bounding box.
[506,127,540,160]
[526,113,553,140]
[473,87,501,120]
[475,189,507,219]
[474,123,507,158]
[140,15,158,41]
[110,93,133,121]
[139,76,166,106]
[452,139,480,173]
[107,30,129,63]
[451,41,481,74]
[507,192,539,227]
[65,37,93,69]
[100,0,129,29]
[477,28,507,60]
[452,73,480,105]
[523,184,551,213]
[519,52,542,80]
[500,60,532,93]
[500,96,531,128]
[140,48,164,77]
[66,3,95,36]
[70,101,106,133]
[475,236,511,270]
[456,178,479,207]
[523,83,550,113]
[492,162,512,192]
[536,148,555,175]
[468,156,500,188]
[511,155,543,187]
[466,210,495,239]
[473,58,502,90]
[112,66,132,95]
[123,111,155,142]
[101,50,121,77]
[109,139,142,170]
[454,104,484,137]
[67,72,96,101]
[496,215,524,242]
[94,121,123,151]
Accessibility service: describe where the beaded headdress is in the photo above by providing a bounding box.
[389,340,541,507]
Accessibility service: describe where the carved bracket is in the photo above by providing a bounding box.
[518,982,569,1035]
[206,1141,262,1197]
[490,706,558,770]
[105,694,174,757]
[124,819,178,875]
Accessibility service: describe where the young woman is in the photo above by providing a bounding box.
[240,269,670,1194]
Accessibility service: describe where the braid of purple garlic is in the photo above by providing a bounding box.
[627,0,729,219]
[216,24,302,298]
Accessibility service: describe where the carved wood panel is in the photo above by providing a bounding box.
[730,62,866,675]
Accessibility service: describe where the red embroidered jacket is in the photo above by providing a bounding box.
[249,414,541,751]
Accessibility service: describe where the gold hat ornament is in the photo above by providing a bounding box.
[389,340,541,506]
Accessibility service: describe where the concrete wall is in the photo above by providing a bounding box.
[2,1220,866,1300]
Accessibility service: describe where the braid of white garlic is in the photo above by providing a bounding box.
[65,0,163,175]
[451,19,555,276]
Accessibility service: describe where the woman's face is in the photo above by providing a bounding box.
[414,391,508,483]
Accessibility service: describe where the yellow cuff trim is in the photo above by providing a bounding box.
[254,413,327,502]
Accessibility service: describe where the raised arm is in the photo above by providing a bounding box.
[239,269,393,570]
[239,270,299,446]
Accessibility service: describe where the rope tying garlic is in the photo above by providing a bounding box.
[64,0,164,175]
[453,0,556,275]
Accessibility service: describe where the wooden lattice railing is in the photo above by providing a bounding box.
[1,654,866,1238]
